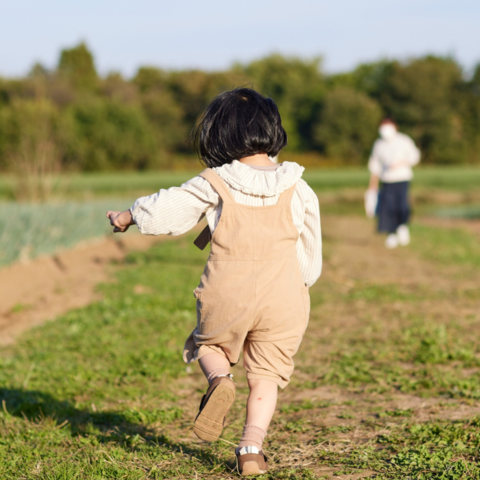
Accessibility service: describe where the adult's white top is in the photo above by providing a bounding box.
[368,132,421,183]
[130,160,322,287]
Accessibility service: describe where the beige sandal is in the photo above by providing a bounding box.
[236,446,269,476]
[193,374,235,442]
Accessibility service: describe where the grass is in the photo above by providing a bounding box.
[1,166,480,202]
[0,171,201,202]
[1,215,480,478]
[411,223,480,269]
[436,205,480,220]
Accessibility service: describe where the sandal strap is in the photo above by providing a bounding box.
[211,373,234,382]
[236,446,261,455]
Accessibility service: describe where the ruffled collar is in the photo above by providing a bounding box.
[213,160,304,197]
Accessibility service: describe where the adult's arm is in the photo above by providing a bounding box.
[405,136,421,166]
[368,174,380,191]
[367,140,382,185]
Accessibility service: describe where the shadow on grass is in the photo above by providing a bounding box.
[1,387,141,433]
[0,387,225,467]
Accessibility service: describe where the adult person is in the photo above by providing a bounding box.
[365,118,421,248]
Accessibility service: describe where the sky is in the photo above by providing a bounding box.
[1,0,479,78]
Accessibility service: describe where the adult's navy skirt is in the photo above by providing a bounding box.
[377,181,410,233]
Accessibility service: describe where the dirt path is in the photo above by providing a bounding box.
[0,234,163,346]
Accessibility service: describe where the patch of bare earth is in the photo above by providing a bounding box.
[0,234,161,346]
[420,215,480,238]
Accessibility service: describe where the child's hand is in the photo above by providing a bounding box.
[106,210,134,233]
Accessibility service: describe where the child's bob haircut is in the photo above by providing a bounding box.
[193,87,287,168]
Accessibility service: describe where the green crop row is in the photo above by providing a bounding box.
[0,199,133,268]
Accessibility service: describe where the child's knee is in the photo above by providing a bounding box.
[247,377,278,393]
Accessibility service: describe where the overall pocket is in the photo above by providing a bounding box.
[193,287,213,334]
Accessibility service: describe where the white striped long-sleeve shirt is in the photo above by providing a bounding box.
[130,160,322,287]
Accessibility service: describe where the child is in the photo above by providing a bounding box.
[106,88,322,476]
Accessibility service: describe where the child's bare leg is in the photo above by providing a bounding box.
[238,379,278,450]
[245,379,278,430]
[199,352,231,383]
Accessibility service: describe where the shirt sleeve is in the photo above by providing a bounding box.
[368,140,382,177]
[405,136,421,166]
[129,175,219,236]
[296,181,322,287]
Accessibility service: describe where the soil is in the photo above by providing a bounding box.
[0,233,162,346]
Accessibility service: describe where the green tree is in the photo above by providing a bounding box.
[133,68,186,152]
[28,62,50,80]
[0,77,32,106]
[459,64,480,163]
[101,72,138,103]
[65,99,158,171]
[58,42,98,91]
[133,67,168,93]
[379,56,466,164]
[0,98,72,200]
[314,87,382,163]
[165,69,244,150]
[328,60,394,98]
[237,54,326,151]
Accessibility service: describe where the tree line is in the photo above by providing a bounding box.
[0,42,479,172]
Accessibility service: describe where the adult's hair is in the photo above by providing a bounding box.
[380,116,397,127]
[193,87,288,168]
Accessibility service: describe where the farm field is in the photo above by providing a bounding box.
[1,210,480,479]
[0,200,135,268]
[1,165,480,267]
[2,166,480,201]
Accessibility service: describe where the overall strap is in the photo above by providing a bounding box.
[276,183,297,206]
[199,169,235,205]
[193,169,235,250]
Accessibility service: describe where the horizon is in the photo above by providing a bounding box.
[1,46,477,81]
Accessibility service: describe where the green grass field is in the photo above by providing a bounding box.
[1,166,480,201]
[1,215,480,478]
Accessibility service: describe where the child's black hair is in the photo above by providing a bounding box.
[193,87,288,168]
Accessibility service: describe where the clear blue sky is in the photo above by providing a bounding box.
[1,0,479,78]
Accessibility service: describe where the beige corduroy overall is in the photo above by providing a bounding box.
[183,169,310,388]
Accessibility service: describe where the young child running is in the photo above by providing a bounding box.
[106,88,322,476]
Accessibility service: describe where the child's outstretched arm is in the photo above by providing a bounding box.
[106,176,219,237]
[106,210,135,233]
